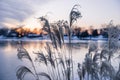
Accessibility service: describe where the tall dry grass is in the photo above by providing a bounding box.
[16,5,120,80]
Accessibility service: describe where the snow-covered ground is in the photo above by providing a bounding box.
[0,35,108,43]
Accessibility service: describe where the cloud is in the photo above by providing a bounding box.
[0,0,50,28]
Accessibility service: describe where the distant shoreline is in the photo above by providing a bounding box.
[0,37,108,43]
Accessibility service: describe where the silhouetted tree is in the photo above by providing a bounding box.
[0,28,9,36]
[74,27,81,38]
[101,28,108,38]
[7,29,19,37]
[80,30,89,39]
[92,29,98,37]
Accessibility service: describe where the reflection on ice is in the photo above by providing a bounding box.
[0,40,119,80]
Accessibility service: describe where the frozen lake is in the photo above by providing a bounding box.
[0,40,119,80]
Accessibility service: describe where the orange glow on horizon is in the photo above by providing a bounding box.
[15,27,44,36]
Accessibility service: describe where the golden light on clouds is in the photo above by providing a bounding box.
[3,23,16,28]
[2,18,20,28]
[23,17,42,30]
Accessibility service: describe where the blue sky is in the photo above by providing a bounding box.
[0,0,120,28]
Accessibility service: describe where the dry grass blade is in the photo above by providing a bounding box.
[77,63,82,80]
[17,46,32,61]
[65,67,71,80]
[48,57,55,68]
[53,28,62,48]
[84,54,93,73]
[93,53,100,62]
[51,32,58,49]
[38,16,50,32]
[59,58,65,69]
[59,26,64,44]
[101,61,115,79]
[16,66,34,80]
[82,64,86,79]
[88,42,97,53]
[64,59,72,80]
[35,52,47,66]
[70,4,82,27]
[100,49,108,60]
[38,16,53,44]
[51,23,64,49]
[56,20,64,44]
[115,63,120,80]
[46,43,55,68]
[63,21,70,36]
[38,72,52,80]
[66,59,72,67]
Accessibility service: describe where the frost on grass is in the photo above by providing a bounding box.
[15,5,120,80]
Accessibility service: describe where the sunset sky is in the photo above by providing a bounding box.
[0,0,120,29]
